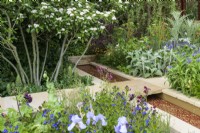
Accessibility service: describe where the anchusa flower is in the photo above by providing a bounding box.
[24,92,32,103]
[114,116,128,133]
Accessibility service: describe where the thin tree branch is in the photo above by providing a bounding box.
[40,41,49,82]
[0,53,20,79]
[19,25,33,83]
[72,36,93,73]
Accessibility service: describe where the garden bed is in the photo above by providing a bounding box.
[77,62,200,130]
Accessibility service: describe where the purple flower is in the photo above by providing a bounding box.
[24,93,32,103]
[114,116,128,133]
[129,94,134,101]
[68,115,86,131]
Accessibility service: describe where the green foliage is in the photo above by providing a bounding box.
[147,19,170,50]
[168,11,200,44]
[57,65,93,89]
[166,46,200,98]
[98,37,147,70]
[126,48,174,78]
[126,1,176,36]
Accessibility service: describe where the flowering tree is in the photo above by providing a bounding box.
[0,0,128,86]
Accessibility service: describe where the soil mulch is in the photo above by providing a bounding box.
[148,95,200,129]
[77,65,128,83]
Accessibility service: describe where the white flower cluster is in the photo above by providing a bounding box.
[41,2,49,10]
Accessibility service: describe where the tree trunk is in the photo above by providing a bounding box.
[198,0,200,20]
[180,0,186,16]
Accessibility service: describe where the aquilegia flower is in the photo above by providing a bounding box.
[24,92,32,103]
[114,116,128,133]
[86,112,107,126]
[68,115,86,131]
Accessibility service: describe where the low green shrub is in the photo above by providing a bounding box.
[126,48,174,78]
[166,45,200,98]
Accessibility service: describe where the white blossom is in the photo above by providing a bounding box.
[59,8,63,13]
[90,27,97,31]
[31,10,37,14]
[100,26,105,30]
[61,28,65,31]
[86,16,92,20]
[19,13,24,18]
[118,0,122,3]
[45,15,50,18]
[41,2,48,5]
[99,0,102,2]
[92,14,96,17]
[80,12,85,16]
[112,16,117,20]
[125,1,129,4]
[83,9,89,13]
[78,3,82,7]
[56,17,62,21]
[70,13,74,16]
[41,5,48,10]
[96,11,101,14]
[33,23,39,28]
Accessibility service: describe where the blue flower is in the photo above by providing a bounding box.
[42,109,50,117]
[68,115,86,131]
[142,111,147,116]
[2,129,8,133]
[50,114,54,119]
[43,120,48,125]
[114,116,128,133]
[112,104,116,106]
[135,105,141,111]
[146,119,150,126]
[52,122,60,130]
[15,125,18,130]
